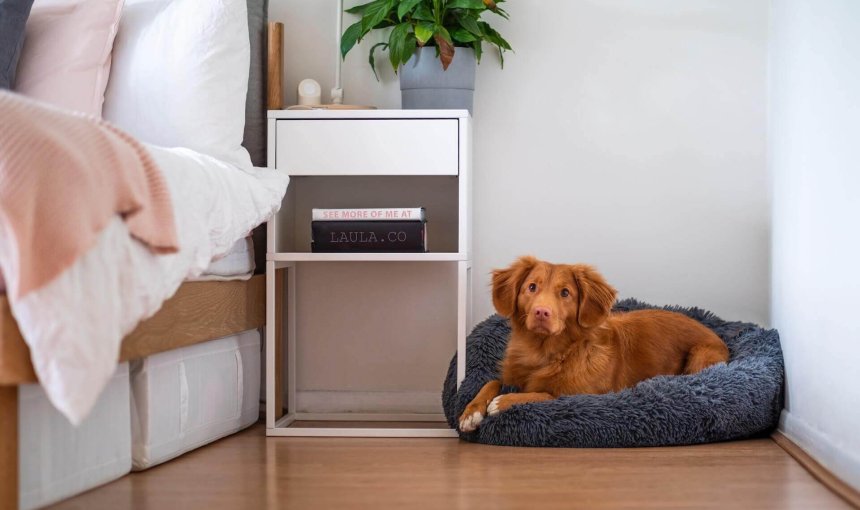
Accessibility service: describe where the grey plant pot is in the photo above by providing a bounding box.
[399,46,476,113]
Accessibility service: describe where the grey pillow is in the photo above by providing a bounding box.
[245,0,268,274]
[243,0,268,168]
[0,0,35,89]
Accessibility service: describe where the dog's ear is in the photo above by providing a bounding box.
[492,256,538,318]
[572,265,617,328]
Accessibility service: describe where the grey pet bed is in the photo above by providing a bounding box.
[441,299,784,447]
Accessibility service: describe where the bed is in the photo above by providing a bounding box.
[0,1,286,507]
[442,303,784,448]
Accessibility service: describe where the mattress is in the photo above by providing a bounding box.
[0,236,254,295]
[19,363,131,510]
[194,235,255,281]
[130,329,261,470]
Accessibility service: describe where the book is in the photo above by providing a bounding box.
[311,220,427,253]
[312,207,426,222]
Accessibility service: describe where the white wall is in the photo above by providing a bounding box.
[269,1,770,409]
[770,0,860,490]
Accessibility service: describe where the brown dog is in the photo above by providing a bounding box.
[459,256,729,432]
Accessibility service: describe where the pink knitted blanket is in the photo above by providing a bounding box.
[0,91,178,300]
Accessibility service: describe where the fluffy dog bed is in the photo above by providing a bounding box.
[441,299,784,447]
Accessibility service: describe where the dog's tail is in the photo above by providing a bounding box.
[684,341,729,374]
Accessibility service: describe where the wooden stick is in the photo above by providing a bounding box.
[267,22,284,111]
[0,386,18,510]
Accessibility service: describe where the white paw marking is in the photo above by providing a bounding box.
[459,411,484,432]
[487,396,503,416]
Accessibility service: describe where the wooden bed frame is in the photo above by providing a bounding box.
[0,19,286,510]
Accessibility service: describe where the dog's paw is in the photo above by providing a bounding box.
[458,410,484,433]
[487,395,506,416]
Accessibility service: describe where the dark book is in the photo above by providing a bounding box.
[311,220,427,253]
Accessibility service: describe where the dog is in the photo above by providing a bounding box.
[459,256,729,432]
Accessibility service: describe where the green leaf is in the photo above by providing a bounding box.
[396,0,423,20]
[361,0,396,33]
[402,33,417,65]
[367,41,389,81]
[479,21,511,50]
[476,21,510,67]
[445,0,485,9]
[455,13,482,36]
[414,21,435,45]
[492,6,509,19]
[345,1,374,15]
[388,22,411,72]
[412,3,434,21]
[492,32,512,50]
[340,20,365,58]
[452,28,477,43]
[372,19,397,29]
[472,39,483,63]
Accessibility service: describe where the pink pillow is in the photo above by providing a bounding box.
[14,0,124,116]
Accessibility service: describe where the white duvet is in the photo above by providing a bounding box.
[6,145,288,425]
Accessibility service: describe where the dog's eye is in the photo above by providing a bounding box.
[528,283,537,292]
[560,288,570,298]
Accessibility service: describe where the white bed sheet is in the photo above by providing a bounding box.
[5,145,287,425]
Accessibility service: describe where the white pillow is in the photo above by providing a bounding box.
[103,0,252,169]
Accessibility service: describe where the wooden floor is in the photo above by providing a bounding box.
[49,423,851,510]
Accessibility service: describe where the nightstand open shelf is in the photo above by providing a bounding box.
[265,110,471,438]
[269,252,465,262]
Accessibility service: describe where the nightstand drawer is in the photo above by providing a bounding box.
[276,119,458,176]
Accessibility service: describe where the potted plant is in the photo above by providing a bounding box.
[340,0,512,113]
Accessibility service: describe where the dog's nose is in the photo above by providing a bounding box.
[534,307,551,320]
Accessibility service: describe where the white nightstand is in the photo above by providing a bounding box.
[265,109,472,437]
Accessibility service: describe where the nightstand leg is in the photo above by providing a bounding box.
[286,263,297,416]
[274,269,285,420]
[267,262,294,427]
[457,261,469,388]
[467,264,473,340]
[266,261,276,428]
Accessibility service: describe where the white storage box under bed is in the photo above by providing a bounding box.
[129,329,261,470]
[19,364,131,510]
